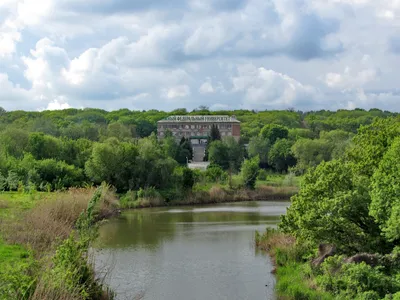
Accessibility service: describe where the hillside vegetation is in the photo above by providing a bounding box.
[257,116,400,299]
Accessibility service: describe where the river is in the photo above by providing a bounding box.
[93,201,289,300]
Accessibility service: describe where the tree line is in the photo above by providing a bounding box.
[0,106,396,194]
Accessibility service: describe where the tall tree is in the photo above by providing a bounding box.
[268,139,296,173]
[209,124,221,141]
[240,156,260,189]
[259,124,289,144]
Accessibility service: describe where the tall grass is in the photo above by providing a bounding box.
[0,184,118,300]
[255,229,332,300]
[2,187,118,255]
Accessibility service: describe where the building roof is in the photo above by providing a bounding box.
[158,115,240,123]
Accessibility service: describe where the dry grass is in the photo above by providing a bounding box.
[0,200,9,209]
[209,186,228,202]
[256,229,296,255]
[2,187,119,255]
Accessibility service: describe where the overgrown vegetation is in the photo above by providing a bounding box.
[1,107,398,299]
[256,116,400,299]
[0,184,118,300]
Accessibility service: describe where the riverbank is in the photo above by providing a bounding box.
[255,229,400,300]
[119,184,298,209]
[255,229,333,300]
[0,185,119,300]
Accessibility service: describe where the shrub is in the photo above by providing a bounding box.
[119,190,137,209]
[257,169,268,181]
[240,156,260,189]
[317,259,400,299]
[205,164,227,183]
[209,186,227,202]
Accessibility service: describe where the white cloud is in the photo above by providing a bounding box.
[162,85,191,99]
[45,97,71,110]
[232,64,319,109]
[199,80,215,94]
[324,67,379,89]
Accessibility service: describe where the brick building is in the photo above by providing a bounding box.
[157,115,240,143]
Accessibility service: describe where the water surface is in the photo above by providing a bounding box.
[94,201,289,300]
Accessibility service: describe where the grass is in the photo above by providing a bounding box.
[119,183,297,209]
[256,229,333,300]
[276,263,334,300]
[0,238,29,265]
[0,186,119,300]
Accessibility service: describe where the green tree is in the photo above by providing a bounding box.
[268,139,296,172]
[102,122,133,141]
[208,141,229,170]
[209,124,222,141]
[27,133,61,160]
[85,140,139,191]
[0,172,6,191]
[291,138,332,173]
[205,164,227,183]
[247,136,271,166]
[240,156,260,189]
[280,160,384,254]
[259,124,289,144]
[182,167,195,190]
[0,128,29,158]
[225,137,245,172]
[346,117,400,177]
[36,159,84,190]
[136,120,156,138]
[370,137,400,242]
[6,170,19,191]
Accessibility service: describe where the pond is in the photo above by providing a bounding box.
[93,201,289,300]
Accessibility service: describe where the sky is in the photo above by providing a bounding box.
[1,0,400,112]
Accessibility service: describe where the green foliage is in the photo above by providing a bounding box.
[291,138,332,174]
[85,140,139,191]
[247,135,270,166]
[276,263,333,300]
[281,160,383,254]
[257,169,268,181]
[41,187,107,299]
[209,124,221,141]
[370,137,400,241]
[36,159,84,191]
[317,259,400,299]
[240,156,260,189]
[205,164,228,183]
[119,190,137,209]
[259,124,289,144]
[0,252,37,300]
[208,138,244,171]
[27,132,60,160]
[208,141,230,169]
[6,171,19,191]
[268,138,296,173]
[0,172,6,191]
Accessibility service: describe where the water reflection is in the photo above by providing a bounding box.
[94,201,289,300]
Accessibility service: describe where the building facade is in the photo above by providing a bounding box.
[157,115,240,143]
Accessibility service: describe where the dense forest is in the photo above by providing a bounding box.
[0,106,396,195]
[1,106,400,299]
[257,116,400,299]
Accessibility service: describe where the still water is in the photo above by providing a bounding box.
[93,201,289,300]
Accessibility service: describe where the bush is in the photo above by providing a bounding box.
[240,156,260,189]
[119,190,137,209]
[205,164,227,183]
[317,259,400,299]
[257,169,268,181]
